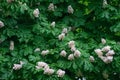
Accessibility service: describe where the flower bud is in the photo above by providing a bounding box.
[57,69,65,77]
[60,50,67,57]
[68,54,74,60]
[48,3,55,11]
[58,33,65,40]
[101,38,106,44]
[68,5,74,14]
[94,49,103,57]
[33,8,39,17]
[9,41,14,51]
[0,21,4,28]
[74,50,81,58]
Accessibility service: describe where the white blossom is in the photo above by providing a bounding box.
[41,50,49,56]
[13,61,23,70]
[71,46,76,52]
[0,21,4,28]
[74,50,81,58]
[48,3,55,11]
[62,28,68,34]
[37,62,48,68]
[102,46,111,52]
[58,33,65,40]
[33,8,39,17]
[101,38,106,44]
[9,41,14,51]
[34,48,40,52]
[94,49,103,57]
[106,50,115,56]
[68,5,74,14]
[68,54,74,60]
[51,21,55,28]
[13,64,22,70]
[68,40,75,48]
[89,56,95,62]
[60,50,67,57]
[107,56,113,62]
[57,69,65,77]
[44,68,55,75]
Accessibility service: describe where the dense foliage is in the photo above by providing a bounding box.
[0,0,120,80]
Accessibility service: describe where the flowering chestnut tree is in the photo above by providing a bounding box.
[0,0,120,80]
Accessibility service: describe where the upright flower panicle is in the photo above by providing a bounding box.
[13,61,23,70]
[58,33,65,40]
[62,28,68,34]
[57,69,65,77]
[9,41,14,51]
[68,5,74,14]
[102,46,111,52]
[94,49,103,57]
[106,50,115,56]
[103,0,108,8]
[70,46,76,52]
[74,50,81,58]
[41,50,49,56]
[68,40,75,48]
[33,8,39,17]
[0,21,4,28]
[48,3,55,11]
[44,68,55,75]
[60,50,67,57]
[68,54,74,60]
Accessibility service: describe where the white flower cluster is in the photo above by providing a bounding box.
[13,61,24,70]
[60,50,67,57]
[48,3,55,11]
[36,62,65,77]
[58,28,68,40]
[36,61,54,75]
[33,8,40,18]
[57,69,65,77]
[34,48,40,52]
[0,21,4,28]
[51,21,55,28]
[95,45,115,63]
[9,41,14,51]
[68,41,81,60]
[41,50,49,56]
[68,5,74,14]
